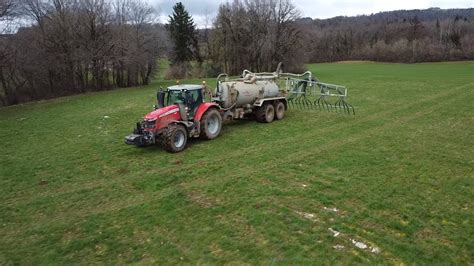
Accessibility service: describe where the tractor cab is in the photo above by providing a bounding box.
[157,84,204,120]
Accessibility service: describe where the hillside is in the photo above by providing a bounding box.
[298,8,474,25]
[297,8,474,63]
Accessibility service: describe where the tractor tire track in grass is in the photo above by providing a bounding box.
[170,82,472,262]
[182,82,474,180]
[205,82,473,204]
[3,81,472,210]
[2,81,472,241]
[256,84,471,258]
[2,82,471,253]
[0,83,471,219]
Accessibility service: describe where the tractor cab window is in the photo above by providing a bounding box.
[184,89,203,111]
[165,88,203,119]
[167,90,184,105]
[166,89,203,109]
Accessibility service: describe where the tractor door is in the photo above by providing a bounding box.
[185,89,203,119]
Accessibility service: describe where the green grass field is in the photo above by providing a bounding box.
[1,62,473,264]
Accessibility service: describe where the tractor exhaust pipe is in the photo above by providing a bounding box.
[275,62,283,75]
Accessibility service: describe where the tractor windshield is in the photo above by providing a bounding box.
[166,89,203,109]
[185,89,203,110]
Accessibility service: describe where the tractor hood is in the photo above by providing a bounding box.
[144,105,179,121]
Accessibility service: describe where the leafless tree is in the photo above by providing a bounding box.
[210,0,304,75]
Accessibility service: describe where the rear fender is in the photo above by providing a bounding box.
[194,103,221,121]
[253,97,287,108]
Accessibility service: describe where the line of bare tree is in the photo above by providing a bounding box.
[0,0,169,106]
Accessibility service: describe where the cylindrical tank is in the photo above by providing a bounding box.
[217,79,279,108]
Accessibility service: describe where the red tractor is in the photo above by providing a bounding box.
[125,84,224,152]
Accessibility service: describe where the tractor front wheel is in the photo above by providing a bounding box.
[256,103,275,123]
[200,108,222,140]
[162,124,188,153]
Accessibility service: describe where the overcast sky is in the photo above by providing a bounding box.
[149,0,473,27]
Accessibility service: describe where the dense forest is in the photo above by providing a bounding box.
[0,0,473,106]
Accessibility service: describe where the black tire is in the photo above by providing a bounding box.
[162,124,188,153]
[256,103,275,123]
[200,108,222,140]
[274,101,285,120]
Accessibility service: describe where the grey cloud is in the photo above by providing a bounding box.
[152,0,221,16]
[148,0,474,26]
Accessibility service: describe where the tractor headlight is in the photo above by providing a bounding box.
[144,119,157,129]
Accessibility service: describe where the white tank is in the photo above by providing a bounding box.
[217,78,279,108]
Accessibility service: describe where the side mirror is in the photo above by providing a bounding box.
[157,88,165,108]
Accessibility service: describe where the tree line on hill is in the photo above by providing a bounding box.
[0,0,473,106]
[196,6,474,76]
[298,8,474,63]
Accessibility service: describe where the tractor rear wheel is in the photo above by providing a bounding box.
[200,108,222,140]
[256,103,275,123]
[274,101,285,120]
[162,124,188,153]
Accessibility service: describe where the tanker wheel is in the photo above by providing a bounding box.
[200,108,222,140]
[162,124,188,153]
[256,103,275,123]
[274,101,285,120]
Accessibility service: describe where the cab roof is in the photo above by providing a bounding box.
[168,84,203,91]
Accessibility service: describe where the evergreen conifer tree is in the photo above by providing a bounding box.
[168,2,201,63]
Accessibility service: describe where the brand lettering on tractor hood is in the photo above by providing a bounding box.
[144,105,179,120]
[159,108,179,118]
